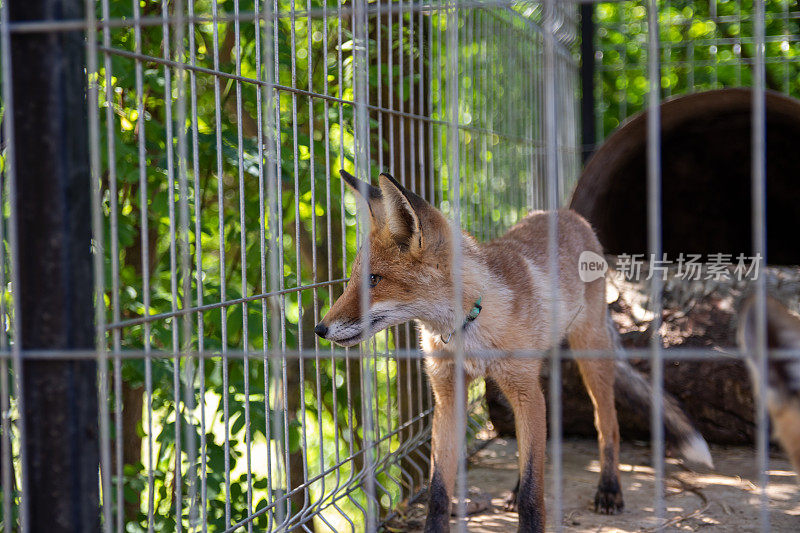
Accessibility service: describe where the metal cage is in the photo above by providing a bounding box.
[0,0,796,532]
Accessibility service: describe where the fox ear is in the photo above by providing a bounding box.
[378,173,423,252]
[340,169,385,225]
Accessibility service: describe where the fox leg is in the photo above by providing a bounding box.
[424,364,467,533]
[491,364,547,533]
[569,321,624,514]
[771,400,800,476]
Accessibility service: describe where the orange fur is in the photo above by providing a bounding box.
[318,171,623,532]
[739,296,800,478]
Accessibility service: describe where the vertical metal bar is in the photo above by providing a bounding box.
[272,0,292,524]
[445,2,467,531]
[409,0,417,194]
[254,0,274,526]
[172,0,195,529]
[0,4,26,528]
[377,0,384,177]
[580,2,596,164]
[646,0,665,524]
[0,184,10,533]
[487,11,496,234]
[376,0,400,507]
[208,0,231,525]
[0,353,9,533]
[231,0,253,528]
[85,0,112,530]
[186,0,208,528]
[0,17,11,530]
[0,5,27,527]
[420,2,436,492]
[543,1,562,531]
[751,1,770,531]
[353,0,377,527]
[320,0,345,525]
[0,56,11,527]
[98,0,124,527]
[781,0,790,92]
[398,0,405,185]
[158,0,183,528]
[418,1,426,206]
[524,9,534,214]
[387,0,396,178]
[326,0,352,519]
[594,15,604,150]
[465,9,474,231]
[288,1,311,524]
[305,1,331,526]
[334,0,357,524]
[427,3,435,205]
[262,0,286,526]
[436,2,444,209]
[9,0,99,529]
[663,0,672,99]
[253,0,273,528]
[131,0,154,526]
[619,39,628,124]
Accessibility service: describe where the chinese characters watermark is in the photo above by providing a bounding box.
[579,252,763,282]
[612,253,762,282]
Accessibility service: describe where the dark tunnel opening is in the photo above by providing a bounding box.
[570,88,800,265]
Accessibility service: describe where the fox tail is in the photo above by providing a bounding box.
[608,315,714,468]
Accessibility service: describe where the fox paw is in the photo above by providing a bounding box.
[594,481,624,515]
[502,479,519,512]
[502,489,518,512]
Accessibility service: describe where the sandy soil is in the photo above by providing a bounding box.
[387,438,800,532]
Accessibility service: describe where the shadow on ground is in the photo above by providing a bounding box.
[387,438,800,532]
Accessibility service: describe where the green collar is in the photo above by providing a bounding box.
[441,297,482,344]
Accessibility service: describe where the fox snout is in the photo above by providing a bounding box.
[313,315,367,347]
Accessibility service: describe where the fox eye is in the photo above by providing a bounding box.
[369,274,382,288]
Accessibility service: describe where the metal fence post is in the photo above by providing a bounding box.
[580,1,596,163]
[9,0,100,529]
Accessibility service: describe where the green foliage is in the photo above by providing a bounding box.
[596,0,800,138]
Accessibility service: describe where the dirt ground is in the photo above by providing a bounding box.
[388,437,800,532]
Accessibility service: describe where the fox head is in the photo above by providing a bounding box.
[314,170,454,346]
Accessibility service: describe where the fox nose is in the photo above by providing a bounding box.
[314,323,328,338]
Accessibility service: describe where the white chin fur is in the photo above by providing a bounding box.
[680,433,714,468]
[326,303,406,347]
[330,335,363,347]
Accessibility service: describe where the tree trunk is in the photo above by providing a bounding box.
[120,383,145,522]
[395,324,432,495]
[372,1,434,500]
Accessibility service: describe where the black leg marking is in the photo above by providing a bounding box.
[517,459,544,533]
[594,466,624,514]
[424,469,451,533]
[503,477,520,512]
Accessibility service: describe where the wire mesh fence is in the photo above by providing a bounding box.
[0,0,796,532]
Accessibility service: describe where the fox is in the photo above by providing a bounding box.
[315,169,708,532]
[738,295,800,477]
